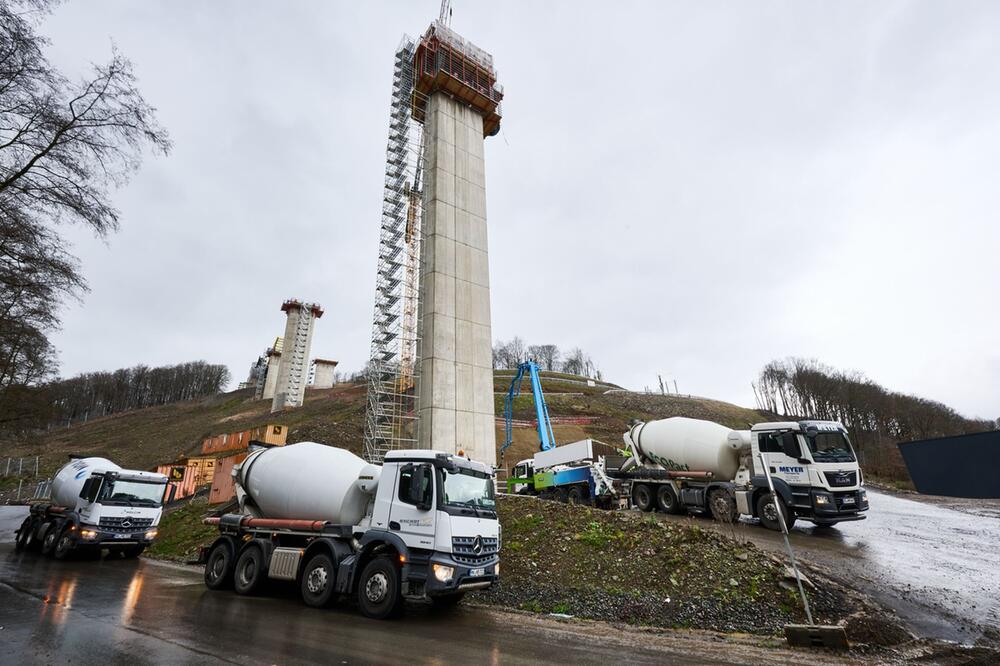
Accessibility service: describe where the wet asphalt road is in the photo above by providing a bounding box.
[0,506,779,666]
[2,490,997,663]
[660,489,1000,644]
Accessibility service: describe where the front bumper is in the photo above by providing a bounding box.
[78,528,158,546]
[809,488,869,520]
[422,552,499,596]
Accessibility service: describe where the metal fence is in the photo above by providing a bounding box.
[2,456,39,478]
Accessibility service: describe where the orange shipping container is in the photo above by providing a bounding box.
[156,463,197,502]
[186,455,217,486]
[209,452,249,505]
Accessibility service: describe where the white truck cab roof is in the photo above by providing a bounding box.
[113,470,169,483]
[752,420,846,433]
[386,449,493,476]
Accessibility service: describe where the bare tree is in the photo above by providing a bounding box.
[0,0,170,395]
[527,344,559,371]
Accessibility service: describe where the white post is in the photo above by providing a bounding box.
[18,457,23,476]
[759,452,814,625]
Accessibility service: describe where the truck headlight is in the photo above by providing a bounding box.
[860,490,868,503]
[815,494,831,506]
[494,562,500,577]
[145,529,158,540]
[432,564,454,583]
[80,529,97,540]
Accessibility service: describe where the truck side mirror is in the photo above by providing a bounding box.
[166,484,176,504]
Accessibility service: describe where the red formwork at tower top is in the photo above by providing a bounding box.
[412,21,504,137]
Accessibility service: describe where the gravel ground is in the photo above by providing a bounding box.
[476,495,887,640]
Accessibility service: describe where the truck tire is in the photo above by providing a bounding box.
[567,486,586,505]
[14,517,34,552]
[708,489,738,523]
[40,521,61,556]
[204,541,235,590]
[757,493,795,532]
[357,556,403,619]
[554,488,569,503]
[632,483,655,512]
[656,486,684,515]
[300,553,337,608]
[234,545,267,595]
[122,544,145,559]
[53,525,76,560]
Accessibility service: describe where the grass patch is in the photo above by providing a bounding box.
[146,499,217,562]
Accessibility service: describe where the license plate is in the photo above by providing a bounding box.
[469,567,485,577]
[114,533,131,539]
[842,497,856,504]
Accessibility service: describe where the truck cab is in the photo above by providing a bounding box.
[18,463,168,559]
[74,469,170,546]
[368,450,500,599]
[741,420,869,527]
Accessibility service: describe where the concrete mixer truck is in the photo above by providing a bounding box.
[15,456,169,559]
[614,417,869,530]
[201,442,500,619]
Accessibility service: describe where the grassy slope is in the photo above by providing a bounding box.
[3,372,769,482]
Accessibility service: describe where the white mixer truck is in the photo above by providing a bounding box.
[201,442,500,619]
[615,417,869,529]
[15,456,169,559]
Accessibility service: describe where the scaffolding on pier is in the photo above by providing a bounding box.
[363,36,427,465]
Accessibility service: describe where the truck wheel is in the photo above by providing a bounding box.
[122,544,145,559]
[567,486,585,505]
[632,484,654,512]
[300,553,337,608]
[357,556,403,619]
[757,493,795,532]
[53,525,76,560]
[204,541,235,590]
[234,545,266,595]
[554,488,569,503]
[40,521,61,556]
[709,490,738,523]
[14,517,34,552]
[656,486,684,515]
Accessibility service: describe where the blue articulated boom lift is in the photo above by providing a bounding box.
[500,361,615,505]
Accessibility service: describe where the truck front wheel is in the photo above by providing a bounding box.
[757,493,795,532]
[357,556,403,619]
[53,525,76,560]
[632,484,654,512]
[233,545,266,595]
[300,553,337,608]
[204,541,235,590]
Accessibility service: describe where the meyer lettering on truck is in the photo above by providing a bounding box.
[614,417,869,531]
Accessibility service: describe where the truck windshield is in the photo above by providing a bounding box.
[805,431,857,463]
[441,468,496,511]
[98,480,166,506]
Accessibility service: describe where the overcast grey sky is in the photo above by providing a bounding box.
[39,1,999,419]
